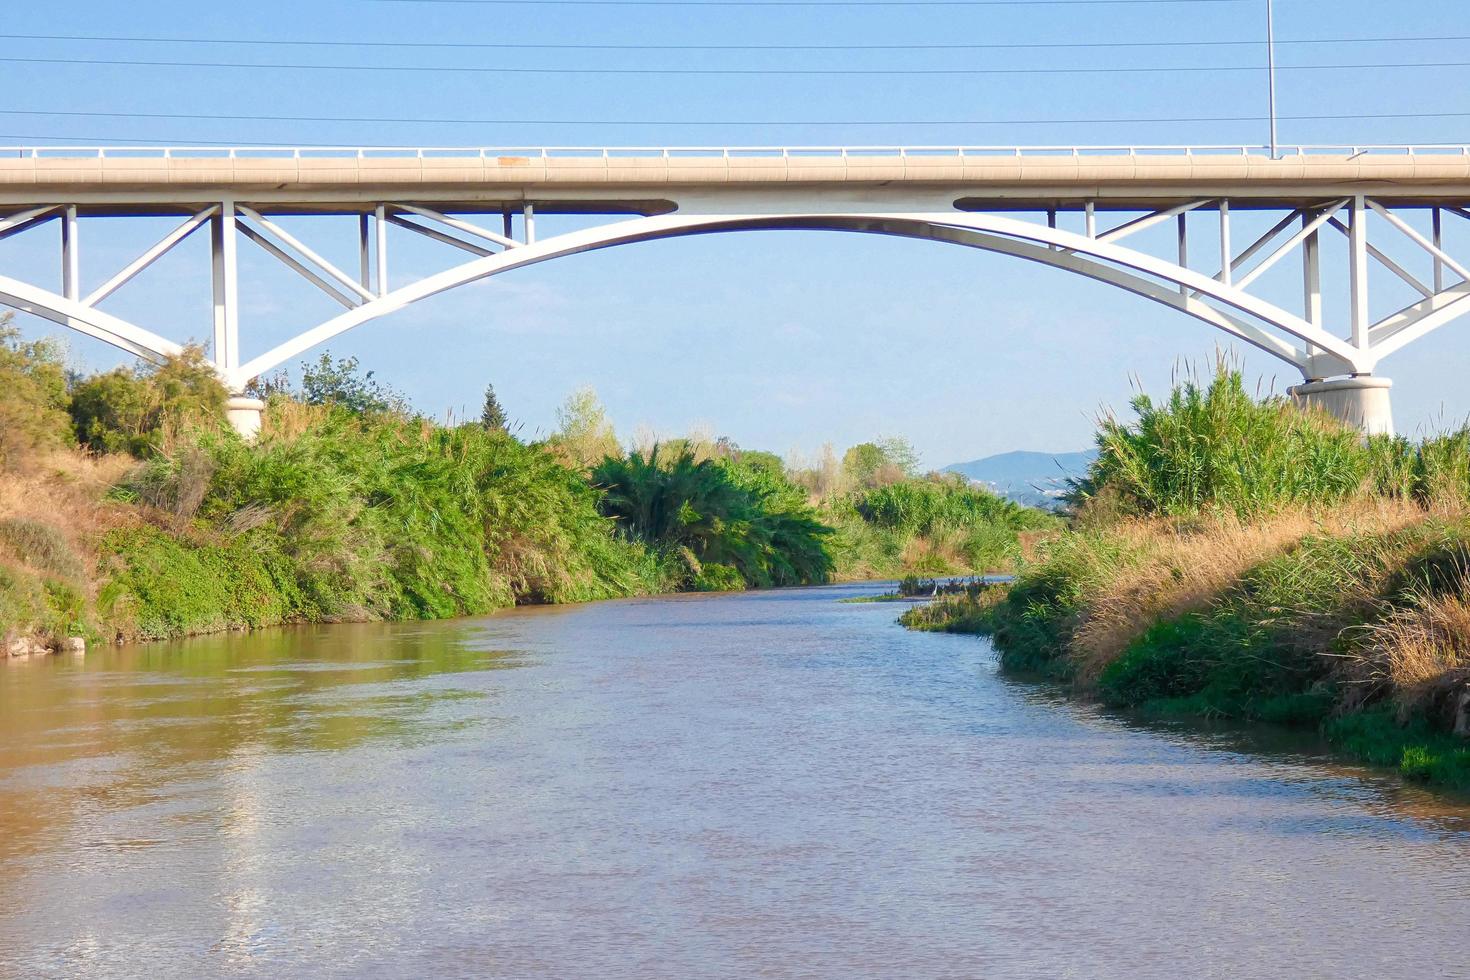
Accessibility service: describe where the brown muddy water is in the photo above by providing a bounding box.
[2,584,1469,979]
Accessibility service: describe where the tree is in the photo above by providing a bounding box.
[298,352,407,416]
[480,383,508,431]
[843,437,921,489]
[551,385,619,469]
[69,345,227,457]
[591,446,832,589]
[0,314,72,469]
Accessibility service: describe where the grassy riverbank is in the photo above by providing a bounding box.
[901,366,1470,791]
[0,322,1046,649]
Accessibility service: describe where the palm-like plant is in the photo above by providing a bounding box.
[592,446,833,588]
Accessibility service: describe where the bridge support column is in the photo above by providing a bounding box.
[1288,377,1394,436]
[226,396,266,441]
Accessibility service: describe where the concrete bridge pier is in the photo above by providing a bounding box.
[1289,376,1394,436]
[226,396,266,441]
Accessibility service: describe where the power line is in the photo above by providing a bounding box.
[5,31,1467,52]
[4,108,1468,127]
[5,55,1470,76]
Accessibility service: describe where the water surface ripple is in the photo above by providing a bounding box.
[2,585,1468,978]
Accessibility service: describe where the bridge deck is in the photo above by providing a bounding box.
[0,148,1467,212]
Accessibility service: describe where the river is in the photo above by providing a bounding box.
[2,584,1469,978]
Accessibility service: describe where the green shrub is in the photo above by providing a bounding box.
[98,524,301,640]
[693,563,745,592]
[0,517,85,580]
[1076,362,1368,517]
[69,346,228,457]
[0,314,72,469]
[593,446,833,589]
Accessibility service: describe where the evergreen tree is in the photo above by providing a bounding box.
[480,383,508,431]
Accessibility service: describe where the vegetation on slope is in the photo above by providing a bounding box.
[903,364,1470,791]
[0,319,1048,649]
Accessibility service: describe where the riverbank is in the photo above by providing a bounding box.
[1,326,1049,652]
[899,366,1470,792]
[900,507,1470,791]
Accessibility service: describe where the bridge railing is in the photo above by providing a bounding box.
[2,144,1470,160]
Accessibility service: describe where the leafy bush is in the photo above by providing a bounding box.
[593,446,833,589]
[69,346,228,456]
[0,314,72,469]
[0,517,85,580]
[296,352,407,415]
[1077,362,1368,517]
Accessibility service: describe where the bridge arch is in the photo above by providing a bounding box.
[228,210,1364,390]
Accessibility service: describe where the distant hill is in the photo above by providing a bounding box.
[943,449,1097,508]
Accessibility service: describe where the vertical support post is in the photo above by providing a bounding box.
[1047,208,1057,251]
[1176,212,1188,295]
[1218,200,1232,285]
[210,198,239,371]
[1084,201,1096,239]
[375,205,388,297]
[1433,207,1445,293]
[359,213,372,290]
[1266,0,1278,159]
[1349,195,1370,350]
[1303,215,1322,363]
[502,205,513,241]
[61,205,79,302]
[523,202,536,245]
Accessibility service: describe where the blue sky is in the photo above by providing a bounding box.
[2,0,1468,466]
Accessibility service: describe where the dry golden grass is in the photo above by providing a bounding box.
[0,450,136,542]
[260,398,334,442]
[1067,498,1430,682]
[0,449,139,631]
[1353,572,1470,727]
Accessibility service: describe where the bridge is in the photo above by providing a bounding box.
[3,143,1470,437]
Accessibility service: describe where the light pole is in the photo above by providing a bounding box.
[1266,0,1278,158]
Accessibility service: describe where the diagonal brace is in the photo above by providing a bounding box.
[236,205,377,303]
[1368,200,1470,285]
[386,213,494,257]
[393,204,520,250]
[1234,199,1348,290]
[1096,199,1212,245]
[237,223,360,309]
[83,207,218,308]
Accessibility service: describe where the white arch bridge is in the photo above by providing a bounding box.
[4,143,1470,436]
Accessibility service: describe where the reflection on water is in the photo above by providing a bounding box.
[2,587,1468,978]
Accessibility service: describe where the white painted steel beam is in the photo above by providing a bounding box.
[8,168,1470,395]
[387,213,494,257]
[1219,201,1232,287]
[1234,200,1346,291]
[1325,215,1433,299]
[0,272,181,363]
[230,210,1364,387]
[394,204,518,249]
[1096,199,1210,245]
[375,205,388,297]
[1349,196,1370,349]
[211,199,240,371]
[237,205,377,303]
[82,207,217,308]
[238,222,361,309]
[359,214,371,290]
[0,205,57,243]
[1369,199,1470,285]
[1303,220,1321,332]
[61,205,79,302]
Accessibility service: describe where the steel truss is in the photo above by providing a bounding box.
[1,194,1467,397]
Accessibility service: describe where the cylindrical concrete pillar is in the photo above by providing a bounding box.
[225,396,266,441]
[1287,376,1393,436]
